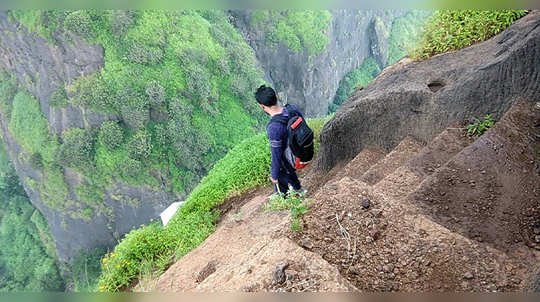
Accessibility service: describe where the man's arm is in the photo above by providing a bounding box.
[268,123,283,182]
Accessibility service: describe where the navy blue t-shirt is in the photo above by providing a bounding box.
[266,104,303,179]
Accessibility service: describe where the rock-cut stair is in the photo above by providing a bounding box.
[293,101,539,292]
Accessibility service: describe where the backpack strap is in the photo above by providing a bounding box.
[284,104,299,118]
[270,115,288,125]
[269,105,299,125]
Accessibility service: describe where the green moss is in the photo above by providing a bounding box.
[412,10,527,59]
[75,184,104,207]
[30,210,57,260]
[81,207,94,220]
[8,10,67,43]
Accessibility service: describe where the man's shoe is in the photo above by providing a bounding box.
[291,187,307,197]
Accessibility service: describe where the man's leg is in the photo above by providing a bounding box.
[275,170,290,195]
[288,170,302,191]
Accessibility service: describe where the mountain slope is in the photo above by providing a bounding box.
[138,11,540,292]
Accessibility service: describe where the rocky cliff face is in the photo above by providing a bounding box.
[317,11,540,171]
[0,11,176,263]
[229,10,409,117]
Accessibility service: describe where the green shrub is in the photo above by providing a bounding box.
[126,41,165,65]
[59,128,96,171]
[467,114,495,136]
[64,10,95,38]
[119,91,149,130]
[49,86,68,109]
[29,152,44,169]
[67,73,115,112]
[120,158,144,181]
[145,81,165,107]
[412,10,527,59]
[107,10,136,37]
[98,121,124,150]
[68,247,106,292]
[127,130,151,161]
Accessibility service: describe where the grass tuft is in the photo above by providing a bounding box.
[411,10,527,59]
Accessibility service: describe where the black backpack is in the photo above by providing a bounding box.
[270,104,314,169]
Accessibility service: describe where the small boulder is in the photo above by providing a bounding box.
[362,199,371,209]
[273,261,290,285]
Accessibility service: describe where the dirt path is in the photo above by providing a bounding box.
[140,186,354,292]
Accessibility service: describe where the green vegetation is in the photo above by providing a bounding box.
[59,128,96,171]
[264,191,310,231]
[8,10,65,43]
[387,10,432,65]
[0,70,18,120]
[329,57,381,113]
[412,10,527,59]
[7,10,268,219]
[252,10,333,56]
[96,117,329,292]
[97,121,124,150]
[467,114,494,136]
[66,247,106,292]
[5,86,73,214]
[49,86,68,109]
[0,140,64,292]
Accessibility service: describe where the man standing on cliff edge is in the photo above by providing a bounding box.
[255,85,307,197]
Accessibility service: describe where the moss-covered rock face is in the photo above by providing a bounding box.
[0,10,266,263]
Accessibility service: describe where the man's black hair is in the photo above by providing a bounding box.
[254,85,277,106]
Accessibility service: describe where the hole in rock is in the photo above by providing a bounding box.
[428,81,445,93]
